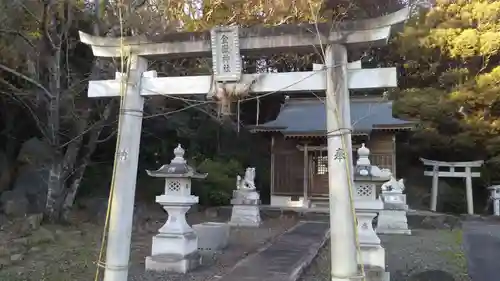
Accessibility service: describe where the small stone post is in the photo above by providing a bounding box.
[229,167,262,227]
[144,144,207,273]
[377,177,411,235]
[488,185,500,216]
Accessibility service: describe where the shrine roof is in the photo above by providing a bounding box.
[249,98,414,136]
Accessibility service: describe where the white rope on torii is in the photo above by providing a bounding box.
[207,26,263,131]
[208,74,260,117]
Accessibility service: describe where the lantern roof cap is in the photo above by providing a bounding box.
[146,144,207,179]
[354,143,391,180]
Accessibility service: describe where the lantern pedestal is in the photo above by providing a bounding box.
[356,210,382,246]
[145,195,201,273]
[229,188,261,227]
[377,192,411,235]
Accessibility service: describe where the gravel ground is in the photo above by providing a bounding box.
[127,213,298,281]
[0,205,298,281]
[300,229,470,281]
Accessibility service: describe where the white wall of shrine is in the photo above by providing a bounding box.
[270,195,309,208]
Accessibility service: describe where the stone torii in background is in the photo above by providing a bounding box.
[420,158,484,215]
[80,7,409,281]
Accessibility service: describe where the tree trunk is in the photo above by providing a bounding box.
[61,101,115,221]
[61,163,85,222]
[45,160,64,222]
[44,48,63,222]
[44,1,118,221]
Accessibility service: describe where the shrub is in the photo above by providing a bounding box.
[192,158,243,206]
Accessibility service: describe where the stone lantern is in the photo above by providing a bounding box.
[144,144,207,273]
[488,185,500,216]
[353,143,390,276]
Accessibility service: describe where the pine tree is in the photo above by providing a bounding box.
[393,0,500,178]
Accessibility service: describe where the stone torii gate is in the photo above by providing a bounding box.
[420,158,484,215]
[80,8,408,281]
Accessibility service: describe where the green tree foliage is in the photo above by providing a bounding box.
[393,0,500,179]
[194,158,243,206]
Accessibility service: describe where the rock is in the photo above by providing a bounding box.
[408,270,456,281]
[78,197,109,221]
[0,258,11,269]
[0,213,8,228]
[205,207,219,218]
[25,213,43,230]
[55,229,82,237]
[0,245,25,259]
[29,247,41,253]
[0,190,29,217]
[17,138,53,165]
[0,246,9,257]
[4,137,55,215]
[10,253,24,262]
[0,150,11,193]
[28,227,55,245]
[11,165,49,213]
[420,214,461,230]
[13,237,29,246]
[67,230,82,236]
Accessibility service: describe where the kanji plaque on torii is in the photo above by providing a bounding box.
[210,26,241,82]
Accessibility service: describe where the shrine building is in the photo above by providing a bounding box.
[249,96,414,208]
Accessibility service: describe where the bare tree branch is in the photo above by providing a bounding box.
[0,63,53,99]
[0,89,51,141]
[0,29,36,48]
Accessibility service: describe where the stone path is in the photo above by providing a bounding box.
[217,221,329,281]
[462,220,500,281]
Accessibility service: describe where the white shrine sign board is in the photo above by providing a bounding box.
[210,26,242,82]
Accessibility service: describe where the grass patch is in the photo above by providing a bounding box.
[0,224,101,281]
[439,229,469,279]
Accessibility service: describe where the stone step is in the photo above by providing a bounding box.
[218,221,329,281]
[310,198,330,209]
[311,203,329,209]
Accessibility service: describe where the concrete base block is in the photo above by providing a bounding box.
[145,252,201,273]
[229,205,261,227]
[151,232,197,257]
[330,266,389,281]
[377,210,411,235]
[193,222,230,252]
[359,245,386,269]
[377,228,412,235]
[361,265,390,281]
